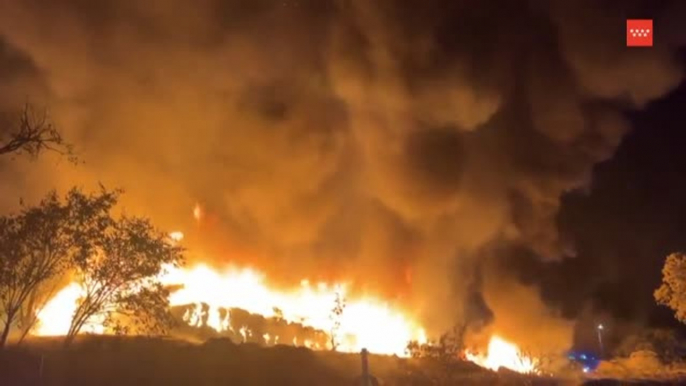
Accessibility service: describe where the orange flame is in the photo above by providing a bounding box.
[465,335,539,374]
[34,283,105,336]
[33,262,427,356]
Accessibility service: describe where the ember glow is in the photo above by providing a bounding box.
[33,262,427,356]
[465,335,539,374]
[169,231,184,242]
[192,204,202,222]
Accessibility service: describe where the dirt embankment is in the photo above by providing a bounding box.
[0,335,563,386]
[9,336,686,385]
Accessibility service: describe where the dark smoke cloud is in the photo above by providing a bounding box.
[0,0,683,348]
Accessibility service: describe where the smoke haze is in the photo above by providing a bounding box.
[0,0,684,350]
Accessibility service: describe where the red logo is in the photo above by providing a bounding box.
[627,19,653,47]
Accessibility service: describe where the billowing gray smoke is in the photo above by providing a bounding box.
[0,0,683,350]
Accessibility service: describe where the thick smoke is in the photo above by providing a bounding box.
[0,0,683,348]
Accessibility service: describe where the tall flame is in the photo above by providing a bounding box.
[33,262,426,357]
[34,283,105,336]
[465,335,539,374]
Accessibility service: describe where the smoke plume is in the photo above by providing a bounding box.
[0,0,683,348]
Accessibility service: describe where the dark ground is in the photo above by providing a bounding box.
[585,382,686,386]
[0,336,685,386]
[0,335,548,386]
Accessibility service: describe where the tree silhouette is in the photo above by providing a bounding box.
[405,323,466,363]
[0,104,75,161]
[329,291,346,351]
[63,215,185,346]
[0,188,117,348]
[614,328,686,363]
[405,323,469,384]
[15,280,59,345]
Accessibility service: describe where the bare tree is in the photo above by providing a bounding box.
[0,104,75,161]
[329,291,346,351]
[0,188,117,348]
[63,216,185,346]
[655,253,686,323]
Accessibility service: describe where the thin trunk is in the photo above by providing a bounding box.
[16,317,35,345]
[64,306,88,347]
[63,317,82,348]
[62,333,74,348]
[0,323,10,348]
[64,320,80,348]
[0,310,15,348]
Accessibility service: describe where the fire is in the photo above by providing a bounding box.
[162,264,425,355]
[193,203,202,222]
[465,335,539,374]
[33,263,426,357]
[34,283,105,336]
[169,231,184,242]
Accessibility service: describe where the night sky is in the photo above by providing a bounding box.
[1,0,686,353]
[561,77,686,324]
[505,74,686,349]
[566,77,686,342]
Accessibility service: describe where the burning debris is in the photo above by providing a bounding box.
[32,262,427,357]
[31,263,547,376]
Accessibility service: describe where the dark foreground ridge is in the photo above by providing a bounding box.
[0,335,682,386]
[586,381,686,385]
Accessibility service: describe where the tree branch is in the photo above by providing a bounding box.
[0,103,77,162]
